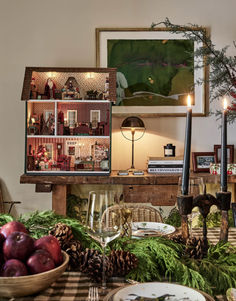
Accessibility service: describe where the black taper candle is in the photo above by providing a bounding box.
[181,96,192,195]
[221,101,227,192]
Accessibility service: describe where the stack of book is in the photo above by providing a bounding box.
[147,156,183,174]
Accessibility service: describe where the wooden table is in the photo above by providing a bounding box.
[20,172,236,215]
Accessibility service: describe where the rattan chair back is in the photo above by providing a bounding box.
[101,203,163,228]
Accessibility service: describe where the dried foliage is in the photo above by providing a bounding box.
[152,18,236,123]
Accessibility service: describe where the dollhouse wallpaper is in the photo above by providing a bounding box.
[25,70,112,174]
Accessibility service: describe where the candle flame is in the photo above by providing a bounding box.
[187,95,191,107]
[223,98,228,110]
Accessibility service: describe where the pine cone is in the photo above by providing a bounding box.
[77,248,101,273]
[109,250,138,277]
[49,223,74,248]
[169,233,186,245]
[185,236,208,259]
[77,248,113,282]
[64,240,83,270]
[87,254,113,283]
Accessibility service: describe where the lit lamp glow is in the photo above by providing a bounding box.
[86,72,94,79]
[47,72,55,78]
[181,94,192,195]
[121,116,145,170]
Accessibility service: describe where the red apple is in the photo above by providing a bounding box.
[0,233,5,252]
[0,252,4,269]
[3,231,34,261]
[27,249,55,274]
[0,221,28,238]
[34,235,63,266]
[2,259,28,277]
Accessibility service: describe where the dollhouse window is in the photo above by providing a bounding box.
[90,110,100,123]
[44,110,54,121]
[90,110,100,129]
[67,110,77,127]
[45,143,53,159]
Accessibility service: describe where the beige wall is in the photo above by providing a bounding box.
[0,0,236,215]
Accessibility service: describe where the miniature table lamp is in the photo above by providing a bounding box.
[120,116,145,170]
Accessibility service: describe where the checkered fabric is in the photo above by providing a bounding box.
[3,228,236,301]
[6,272,124,301]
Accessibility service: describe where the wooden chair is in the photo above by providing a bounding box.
[126,203,163,222]
[102,203,163,227]
[0,184,21,214]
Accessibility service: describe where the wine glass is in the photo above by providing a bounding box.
[85,190,121,290]
[177,177,205,235]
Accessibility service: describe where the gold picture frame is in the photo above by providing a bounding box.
[96,27,208,117]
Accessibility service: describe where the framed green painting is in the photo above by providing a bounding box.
[96,28,208,117]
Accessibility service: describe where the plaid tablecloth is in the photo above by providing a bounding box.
[9,272,226,301]
[2,227,235,301]
[5,272,124,301]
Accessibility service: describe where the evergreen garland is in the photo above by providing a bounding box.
[66,194,88,223]
[163,207,181,227]
[0,214,13,226]
[110,237,211,294]
[17,210,102,250]
[151,18,236,123]
[198,209,234,228]
[1,210,236,296]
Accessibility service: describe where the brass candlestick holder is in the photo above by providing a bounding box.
[120,207,132,237]
[177,185,231,247]
[117,193,133,238]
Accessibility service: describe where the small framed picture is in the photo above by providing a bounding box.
[214,144,234,164]
[192,152,216,172]
[68,146,75,156]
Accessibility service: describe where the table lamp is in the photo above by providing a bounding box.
[120,116,145,170]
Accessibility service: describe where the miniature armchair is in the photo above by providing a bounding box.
[57,154,71,171]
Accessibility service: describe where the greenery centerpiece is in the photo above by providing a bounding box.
[1,210,236,298]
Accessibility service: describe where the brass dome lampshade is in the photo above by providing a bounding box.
[120,116,145,170]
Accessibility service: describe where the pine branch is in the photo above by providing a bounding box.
[2,211,236,295]
[157,18,236,84]
[151,18,236,123]
[0,214,14,226]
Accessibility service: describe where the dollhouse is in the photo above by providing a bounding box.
[22,67,116,175]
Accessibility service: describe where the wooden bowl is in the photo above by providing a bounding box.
[0,250,69,298]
